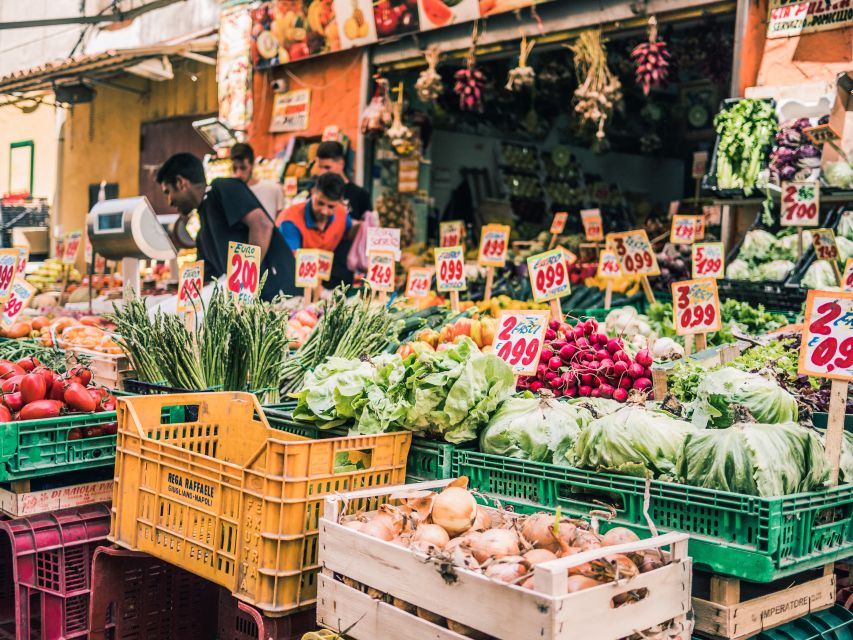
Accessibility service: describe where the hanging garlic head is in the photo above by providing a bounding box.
[416,45,444,102]
[505,36,536,92]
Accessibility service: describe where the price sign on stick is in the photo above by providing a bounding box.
[0,249,18,303]
[14,245,28,276]
[692,243,725,279]
[440,221,464,248]
[550,212,568,235]
[781,181,820,226]
[694,216,705,240]
[671,215,699,244]
[1,278,36,327]
[598,250,621,278]
[671,278,722,337]
[492,310,550,376]
[284,177,298,199]
[843,258,853,292]
[177,261,204,313]
[317,250,334,281]
[434,246,466,291]
[669,201,680,217]
[62,231,82,265]
[691,151,708,179]
[406,267,433,298]
[227,242,261,303]
[527,249,570,304]
[478,224,509,267]
[294,248,320,289]
[580,209,603,241]
[367,227,401,260]
[609,230,660,276]
[560,246,578,266]
[366,250,395,292]
[812,228,839,261]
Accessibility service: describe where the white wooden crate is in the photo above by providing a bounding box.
[64,347,134,390]
[317,479,693,640]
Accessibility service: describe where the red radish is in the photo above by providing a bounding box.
[21,374,47,405]
[606,339,622,354]
[3,391,22,412]
[549,320,561,331]
[600,358,614,372]
[583,320,597,334]
[599,383,614,399]
[614,350,631,363]
[552,388,563,398]
[545,371,557,382]
[587,360,601,371]
[591,388,601,397]
[564,386,578,398]
[545,329,557,341]
[633,377,652,392]
[541,349,554,362]
[537,364,548,378]
[530,380,544,393]
[627,363,645,379]
[562,372,577,387]
[560,344,576,361]
[18,399,63,420]
[548,357,563,371]
[573,328,585,340]
[578,385,592,396]
[612,388,629,402]
[551,340,567,351]
[635,349,653,367]
[619,376,633,389]
[64,383,97,413]
[580,373,593,385]
[612,361,628,376]
[581,352,593,362]
[575,337,590,349]
[595,349,609,361]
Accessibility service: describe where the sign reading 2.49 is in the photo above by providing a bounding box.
[671,278,721,336]
[798,290,853,381]
[434,246,466,292]
[609,230,660,276]
[492,310,550,376]
[527,249,570,302]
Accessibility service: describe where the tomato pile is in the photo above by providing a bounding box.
[0,359,117,435]
[518,318,655,401]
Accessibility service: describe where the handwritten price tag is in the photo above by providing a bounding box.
[0,249,18,303]
[695,216,705,240]
[550,212,568,235]
[317,250,334,281]
[671,278,722,337]
[692,243,725,279]
[560,246,578,266]
[406,267,433,298]
[478,224,510,267]
[492,310,550,376]
[366,227,401,261]
[597,250,622,278]
[177,261,204,313]
[609,230,660,276]
[781,181,820,227]
[703,204,722,226]
[692,151,708,179]
[14,245,28,276]
[366,250,395,292]
[440,221,464,248]
[671,215,699,244]
[227,241,261,303]
[1,278,36,328]
[527,249,570,302]
[434,246,466,292]
[284,177,298,198]
[798,290,853,381]
[294,248,320,289]
[62,231,82,265]
[54,236,64,261]
[812,228,839,261]
[843,259,853,292]
[580,209,603,241]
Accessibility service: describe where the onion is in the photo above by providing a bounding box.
[416,608,446,627]
[342,519,365,532]
[639,551,664,573]
[567,575,600,593]
[601,527,639,547]
[521,514,576,552]
[393,597,417,614]
[447,620,490,640]
[605,554,640,580]
[431,487,478,536]
[359,519,395,541]
[467,509,493,533]
[573,530,602,550]
[413,524,450,550]
[484,559,527,583]
[468,529,520,564]
[523,548,558,566]
[372,504,405,536]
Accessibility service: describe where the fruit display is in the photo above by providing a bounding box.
[22,315,116,347]
[405,316,497,353]
[341,0,372,42]
[26,258,82,292]
[375,192,415,246]
[57,325,123,355]
[287,307,319,348]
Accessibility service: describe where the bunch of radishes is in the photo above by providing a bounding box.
[519,318,655,402]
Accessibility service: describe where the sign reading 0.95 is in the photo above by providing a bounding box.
[527,249,570,302]
[781,181,820,226]
[440,221,464,248]
[580,209,603,241]
[406,267,433,298]
[609,230,660,276]
[2,278,36,327]
[811,228,839,261]
[671,278,722,336]
[0,249,18,303]
[366,250,395,292]
[478,224,510,267]
[692,243,725,279]
[227,241,261,303]
[434,246,466,292]
[294,248,319,288]
[798,290,853,381]
[492,310,550,377]
[177,261,204,313]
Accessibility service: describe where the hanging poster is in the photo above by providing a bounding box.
[334,0,379,50]
[250,0,343,69]
[270,89,311,132]
[418,0,478,30]
[767,0,853,38]
[218,4,254,130]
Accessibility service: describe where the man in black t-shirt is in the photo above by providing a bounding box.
[156,153,298,300]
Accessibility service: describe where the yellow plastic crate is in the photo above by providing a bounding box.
[109,392,411,616]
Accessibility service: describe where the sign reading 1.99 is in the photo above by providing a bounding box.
[2,278,36,327]
[798,290,853,380]
[527,248,570,302]
[227,241,261,303]
[671,278,721,336]
[609,230,660,276]
[492,310,550,376]
[434,246,466,292]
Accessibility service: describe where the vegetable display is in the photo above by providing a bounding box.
[712,99,777,194]
[690,368,799,428]
[725,228,805,282]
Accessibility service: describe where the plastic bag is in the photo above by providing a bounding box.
[347,210,379,273]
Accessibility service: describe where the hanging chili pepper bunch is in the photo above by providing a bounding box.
[454,23,486,112]
[570,29,622,141]
[360,76,394,138]
[415,45,444,102]
[506,35,536,91]
[631,16,670,96]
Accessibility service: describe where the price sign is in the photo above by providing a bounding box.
[294,248,320,289]
[177,261,204,313]
[560,246,578,266]
[694,216,705,240]
[550,211,568,235]
[692,243,725,279]
[227,241,261,303]
[62,231,82,264]
[671,215,700,245]
[843,259,853,292]
[366,250,395,292]
[53,235,64,261]
[492,310,550,376]
[527,249,570,302]
[1,278,36,327]
[781,181,820,227]
[691,151,708,179]
[0,249,18,303]
[811,228,839,261]
[798,290,853,381]
[434,246,466,292]
[671,278,722,336]
[14,245,28,276]
[317,250,334,281]
[440,221,464,248]
[804,124,841,146]
[669,201,680,217]
[284,177,298,198]
[597,250,622,278]
[580,209,603,241]
[406,267,433,298]
[366,227,401,261]
[609,230,660,276]
[322,125,340,141]
[478,224,510,267]
[703,205,722,226]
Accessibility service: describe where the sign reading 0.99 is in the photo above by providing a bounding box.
[492,310,550,376]
[798,290,853,381]
[227,241,261,303]
[671,278,722,336]
[434,246,466,292]
[527,249,570,302]
[608,230,660,276]
[294,248,319,288]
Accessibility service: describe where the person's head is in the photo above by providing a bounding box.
[310,172,345,225]
[156,153,206,215]
[315,141,346,177]
[230,143,256,183]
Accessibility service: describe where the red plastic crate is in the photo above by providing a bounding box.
[0,502,111,640]
[88,546,316,640]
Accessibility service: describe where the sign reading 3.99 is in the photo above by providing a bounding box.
[671,278,722,336]
[798,290,853,380]
[492,310,550,376]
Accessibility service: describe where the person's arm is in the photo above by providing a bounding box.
[344,213,360,241]
[279,221,302,253]
[242,208,274,261]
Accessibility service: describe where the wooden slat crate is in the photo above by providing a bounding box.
[64,347,134,391]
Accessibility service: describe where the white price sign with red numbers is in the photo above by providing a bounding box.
[812,228,839,262]
[597,250,622,278]
[434,246,466,292]
[1,278,35,328]
[317,250,334,281]
[560,246,578,266]
[284,177,298,198]
[671,215,700,244]
[781,181,820,227]
[671,278,722,337]
[440,221,464,248]
[406,267,433,298]
[492,310,550,377]
[478,224,510,267]
[294,248,319,289]
[609,230,660,276]
[843,259,853,292]
[62,231,82,265]
[366,250,395,292]
[227,242,261,303]
[550,211,568,235]
[527,248,570,302]
[366,227,401,261]
[0,249,18,303]
[692,243,725,279]
[14,245,28,276]
[177,261,204,313]
[580,209,603,241]
[798,290,853,380]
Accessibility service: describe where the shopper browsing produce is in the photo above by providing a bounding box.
[314,140,372,221]
[230,142,285,218]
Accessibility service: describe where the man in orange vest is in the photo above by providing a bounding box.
[277,172,358,253]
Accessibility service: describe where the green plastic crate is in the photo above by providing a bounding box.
[0,412,118,482]
[811,412,853,433]
[454,450,853,583]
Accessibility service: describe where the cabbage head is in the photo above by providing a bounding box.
[480,397,592,464]
[739,230,778,263]
[571,405,695,478]
[802,260,841,290]
[838,210,853,238]
[755,259,795,282]
[837,236,853,262]
[677,421,829,496]
[725,259,751,280]
[690,368,798,428]
[568,397,623,418]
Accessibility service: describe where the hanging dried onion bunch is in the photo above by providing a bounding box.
[386,83,415,156]
[415,45,444,102]
[631,16,671,96]
[569,30,622,141]
[506,35,536,91]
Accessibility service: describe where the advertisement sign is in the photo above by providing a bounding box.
[269,89,311,133]
[768,0,853,38]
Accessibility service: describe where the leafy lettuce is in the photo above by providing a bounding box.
[690,368,797,428]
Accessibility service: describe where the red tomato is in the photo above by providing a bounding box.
[1,375,24,393]
[67,428,82,440]
[15,357,40,372]
[0,362,25,380]
[3,392,22,412]
[0,405,11,422]
[34,367,56,390]
[87,389,102,406]
[101,422,118,435]
[64,383,96,413]
[70,365,93,387]
[83,426,104,438]
[50,378,68,401]
[101,395,117,412]
[21,373,47,405]
[18,399,63,420]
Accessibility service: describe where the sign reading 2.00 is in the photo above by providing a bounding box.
[227,242,260,303]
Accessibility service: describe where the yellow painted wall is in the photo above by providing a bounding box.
[0,101,59,202]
